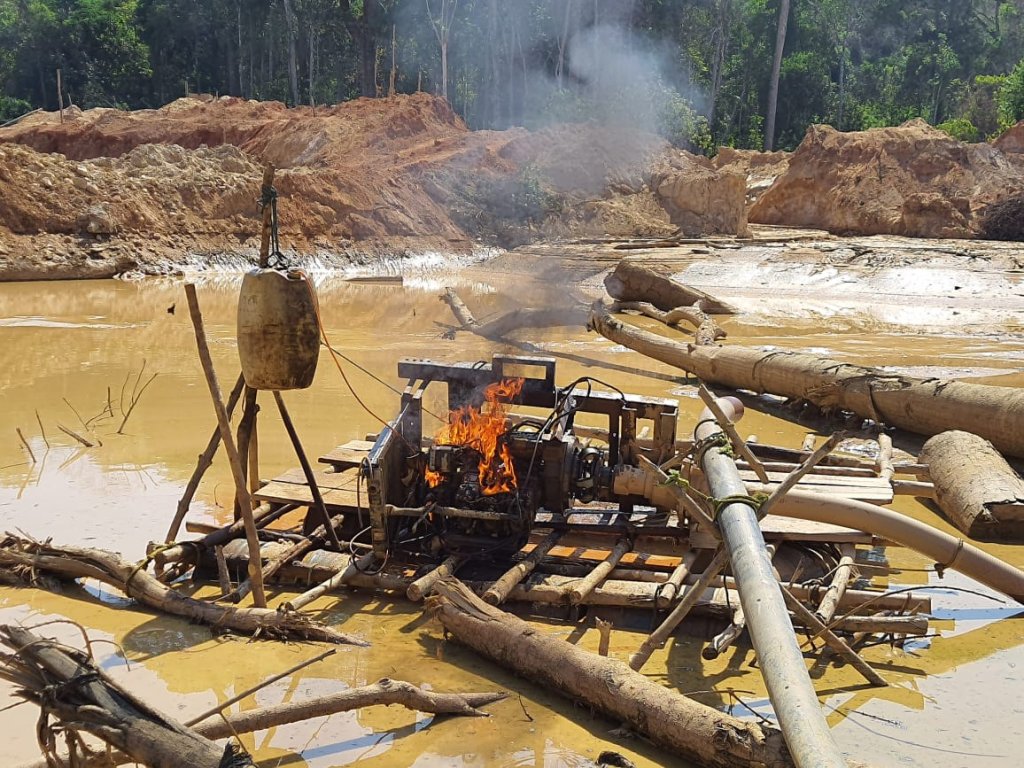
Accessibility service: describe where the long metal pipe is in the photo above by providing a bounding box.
[696,397,847,768]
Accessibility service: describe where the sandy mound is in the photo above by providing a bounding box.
[652,152,750,236]
[749,120,1024,239]
[713,146,791,205]
[994,120,1024,154]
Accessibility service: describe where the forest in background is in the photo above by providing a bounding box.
[2,1,1024,152]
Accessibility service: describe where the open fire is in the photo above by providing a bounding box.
[425,378,524,496]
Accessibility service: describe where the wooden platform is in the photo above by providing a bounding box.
[738,468,894,504]
[254,466,364,510]
[318,440,375,471]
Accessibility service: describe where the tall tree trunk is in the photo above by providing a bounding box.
[308,25,316,106]
[764,0,790,151]
[236,2,243,97]
[709,0,732,127]
[282,0,300,105]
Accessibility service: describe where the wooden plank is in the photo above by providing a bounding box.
[253,481,363,509]
[271,466,362,491]
[737,469,891,487]
[318,440,376,468]
[759,515,872,544]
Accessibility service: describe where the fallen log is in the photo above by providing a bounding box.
[0,535,367,645]
[428,579,793,768]
[0,625,238,768]
[603,258,737,315]
[588,300,1024,459]
[920,431,1024,540]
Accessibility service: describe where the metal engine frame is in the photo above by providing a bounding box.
[362,355,679,561]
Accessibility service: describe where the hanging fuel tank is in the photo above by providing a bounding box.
[237,268,320,390]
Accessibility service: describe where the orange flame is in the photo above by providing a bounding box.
[425,378,524,496]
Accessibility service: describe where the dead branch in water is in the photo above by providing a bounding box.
[440,287,587,340]
[15,428,36,464]
[56,423,94,448]
[34,410,49,449]
[117,359,158,435]
[0,624,239,768]
[0,534,366,646]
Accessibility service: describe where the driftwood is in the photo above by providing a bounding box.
[440,288,586,339]
[0,535,366,645]
[0,625,238,768]
[588,300,1024,459]
[8,624,503,768]
[920,431,1024,540]
[428,579,793,767]
[610,300,726,346]
[603,258,737,315]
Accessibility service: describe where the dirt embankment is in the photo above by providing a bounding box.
[745,119,1024,239]
[0,94,753,280]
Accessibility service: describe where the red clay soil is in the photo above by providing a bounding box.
[0,94,699,279]
[749,119,1024,238]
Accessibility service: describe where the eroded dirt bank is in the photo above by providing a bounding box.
[2,95,1022,281]
[0,94,757,280]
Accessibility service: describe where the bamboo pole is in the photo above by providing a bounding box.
[703,602,745,661]
[184,283,267,608]
[876,434,894,482]
[258,165,275,267]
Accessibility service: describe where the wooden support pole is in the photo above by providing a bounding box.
[759,431,847,517]
[876,433,894,482]
[596,617,612,656]
[697,382,769,483]
[167,373,245,543]
[657,549,699,608]
[780,586,887,687]
[184,283,267,608]
[568,537,631,605]
[214,545,232,596]
[483,530,560,605]
[703,603,745,661]
[408,555,463,602]
[233,514,344,603]
[283,552,375,612]
[235,385,259,517]
[258,165,275,268]
[814,543,856,625]
[273,390,343,551]
[629,547,729,671]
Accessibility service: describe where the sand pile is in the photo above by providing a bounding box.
[749,120,1024,238]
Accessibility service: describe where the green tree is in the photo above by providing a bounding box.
[999,57,1024,125]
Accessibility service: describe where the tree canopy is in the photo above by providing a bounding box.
[1,0,1022,150]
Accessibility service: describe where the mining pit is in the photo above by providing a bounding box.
[1,95,1024,768]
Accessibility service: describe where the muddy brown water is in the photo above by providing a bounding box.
[1,243,1023,767]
